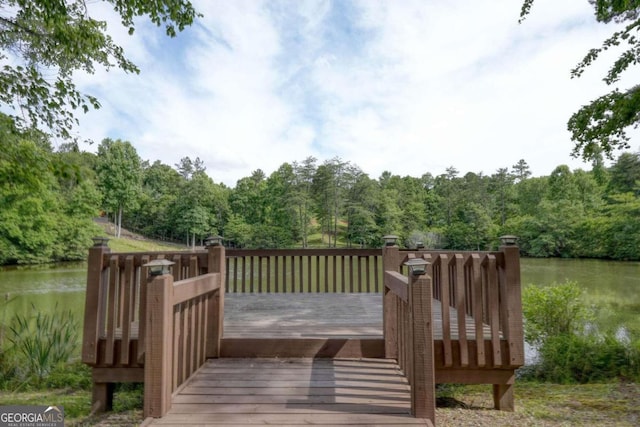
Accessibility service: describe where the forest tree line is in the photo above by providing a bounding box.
[2,113,640,264]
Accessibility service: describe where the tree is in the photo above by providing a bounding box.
[0,113,100,264]
[128,160,182,240]
[95,138,142,237]
[291,157,316,247]
[174,164,228,248]
[547,165,579,201]
[433,166,460,226]
[511,159,531,182]
[520,1,640,161]
[344,171,378,247]
[312,158,350,247]
[608,151,640,195]
[490,168,515,226]
[0,0,199,140]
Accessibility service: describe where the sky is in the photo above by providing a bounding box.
[72,0,640,187]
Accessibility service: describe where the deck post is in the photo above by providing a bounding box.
[82,239,110,365]
[382,243,400,359]
[409,273,436,422]
[500,241,524,367]
[144,273,174,418]
[206,244,225,358]
[83,239,112,412]
[494,238,524,411]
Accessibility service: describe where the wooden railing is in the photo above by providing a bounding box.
[390,246,523,369]
[383,259,436,422]
[384,243,524,413]
[420,246,523,369]
[225,248,381,293]
[82,244,225,417]
[143,257,224,417]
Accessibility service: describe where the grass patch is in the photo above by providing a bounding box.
[0,389,91,421]
[0,383,143,425]
[436,382,640,426]
[106,237,185,252]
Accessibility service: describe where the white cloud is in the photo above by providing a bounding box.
[72,0,640,186]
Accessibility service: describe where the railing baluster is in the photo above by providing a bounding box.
[357,256,362,293]
[137,255,150,363]
[172,255,181,282]
[365,256,371,293]
[341,255,346,293]
[275,256,280,293]
[454,254,468,367]
[328,255,333,293]
[486,254,502,366]
[314,255,320,293]
[299,254,304,292]
[282,256,287,292]
[189,298,197,376]
[258,256,263,293]
[105,256,118,366]
[233,257,238,293]
[120,256,134,365]
[291,255,296,292]
[189,256,197,279]
[470,254,485,367]
[438,254,452,367]
[267,256,272,293]
[249,255,255,293]
[241,257,246,293]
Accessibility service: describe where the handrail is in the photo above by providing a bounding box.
[390,246,524,369]
[225,248,381,293]
[143,246,225,418]
[383,266,435,422]
[82,244,226,417]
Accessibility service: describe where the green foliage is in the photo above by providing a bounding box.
[523,281,593,346]
[0,0,199,140]
[0,115,100,264]
[522,281,640,383]
[44,362,91,390]
[520,1,640,161]
[95,138,142,238]
[112,383,144,412]
[533,333,640,383]
[5,304,79,386]
[5,108,640,262]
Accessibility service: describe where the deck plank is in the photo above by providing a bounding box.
[223,293,496,340]
[147,358,429,426]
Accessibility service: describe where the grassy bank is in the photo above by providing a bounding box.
[0,381,638,426]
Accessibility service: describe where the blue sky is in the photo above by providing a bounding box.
[73,0,640,186]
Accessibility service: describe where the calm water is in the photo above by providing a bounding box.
[1,257,638,332]
[0,262,87,323]
[522,258,640,333]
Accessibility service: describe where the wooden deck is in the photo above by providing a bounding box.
[223,293,494,340]
[109,294,495,341]
[83,244,523,424]
[145,358,431,426]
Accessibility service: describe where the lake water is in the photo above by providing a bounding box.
[1,257,638,333]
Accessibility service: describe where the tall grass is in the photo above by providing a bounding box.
[3,303,79,387]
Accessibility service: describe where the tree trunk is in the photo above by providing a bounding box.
[117,206,123,238]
